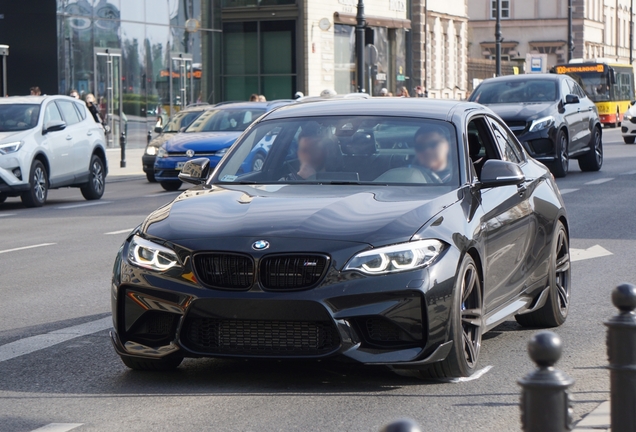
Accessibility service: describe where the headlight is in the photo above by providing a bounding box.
[214,147,228,157]
[625,112,633,120]
[0,141,23,155]
[528,116,555,132]
[344,239,444,275]
[145,146,157,156]
[128,235,180,272]
[157,146,168,158]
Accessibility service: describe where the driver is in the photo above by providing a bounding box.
[283,124,328,181]
[412,125,452,182]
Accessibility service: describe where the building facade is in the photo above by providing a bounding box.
[468,0,636,69]
[411,0,469,99]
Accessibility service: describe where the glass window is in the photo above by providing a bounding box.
[185,108,266,132]
[57,100,81,125]
[470,79,558,104]
[163,110,204,132]
[74,102,87,120]
[224,22,258,76]
[488,118,523,163]
[0,104,41,132]
[334,24,355,94]
[44,103,63,125]
[491,0,510,19]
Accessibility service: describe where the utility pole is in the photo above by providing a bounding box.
[424,0,428,93]
[630,0,634,64]
[568,0,574,62]
[495,0,501,76]
[355,0,365,93]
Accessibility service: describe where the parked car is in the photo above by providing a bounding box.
[143,104,208,182]
[0,96,107,207]
[469,73,603,177]
[111,98,570,378]
[154,100,292,191]
[621,101,636,144]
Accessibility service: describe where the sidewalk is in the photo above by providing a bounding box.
[105,148,146,182]
[573,401,610,432]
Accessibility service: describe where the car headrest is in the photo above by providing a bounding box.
[468,133,481,158]
[341,131,377,155]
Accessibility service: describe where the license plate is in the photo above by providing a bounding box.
[176,161,186,170]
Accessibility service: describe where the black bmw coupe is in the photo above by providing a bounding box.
[111,98,570,378]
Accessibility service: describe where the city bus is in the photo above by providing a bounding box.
[553,60,635,127]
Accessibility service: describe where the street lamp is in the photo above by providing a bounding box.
[495,0,501,76]
[355,0,365,92]
[568,0,574,62]
[630,0,634,64]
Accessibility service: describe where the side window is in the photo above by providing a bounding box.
[467,117,501,179]
[57,101,80,126]
[73,102,87,120]
[560,80,572,101]
[487,118,523,164]
[43,103,63,125]
[574,82,587,99]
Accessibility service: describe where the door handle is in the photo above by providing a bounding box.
[87,131,93,136]
[66,135,73,140]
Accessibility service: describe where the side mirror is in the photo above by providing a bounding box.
[609,68,617,85]
[477,159,525,189]
[178,158,210,185]
[154,126,163,133]
[631,100,636,106]
[565,94,580,105]
[43,120,66,134]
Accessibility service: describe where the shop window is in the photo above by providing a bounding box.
[334,24,356,94]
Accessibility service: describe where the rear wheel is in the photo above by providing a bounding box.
[119,354,183,371]
[549,129,569,178]
[0,194,6,204]
[80,155,106,200]
[515,221,570,328]
[624,136,635,144]
[146,171,157,182]
[578,126,603,172]
[160,180,182,191]
[21,160,48,207]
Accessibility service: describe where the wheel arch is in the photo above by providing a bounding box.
[465,247,485,298]
[91,146,108,175]
[32,152,50,178]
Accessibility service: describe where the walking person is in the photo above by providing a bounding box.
[84,93,103,125]
[70,89,80,99]
[30,86,41,96]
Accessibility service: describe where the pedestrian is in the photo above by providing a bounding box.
[380,88,388,97]
[320,88,337,98]
[84,93,103,125]
[249,94,259,102]
[294,91,304,100]
[30,86,41,96]
[398,87,410,97]
[70,89,80,99]
[258,95,266,102]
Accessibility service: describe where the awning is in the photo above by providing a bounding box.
[333,12,411,29]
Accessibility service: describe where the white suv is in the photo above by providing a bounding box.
[0,96,107,207]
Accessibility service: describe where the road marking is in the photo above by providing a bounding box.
[104,228,133,235]
[559,188,579,195]
[570,245,613,262]
[30,424,83,432]
[143,192,180,198]
[584,178,614,185]
[446,365,493,383]
[56,201,111,209]
[0,243,56,255]
[0,213,16,217]
[620,170,636,175]
[0,317,110,363]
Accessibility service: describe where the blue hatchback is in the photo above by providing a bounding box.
[154,100,292,190]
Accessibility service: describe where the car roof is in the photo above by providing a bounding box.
[480,73,564,84]
[209,100,294,111]
[0,95,73,104]
[263,98,475,121]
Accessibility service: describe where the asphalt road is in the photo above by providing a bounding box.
[0,128,634,432]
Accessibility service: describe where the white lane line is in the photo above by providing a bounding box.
[620,170,636,175]
[0,243,56,255]
[446,365,493,383]
[56,201,112,210]
[0,213,16,217]
[559,188,579,195]
[571,245,613,262]
[30,424,83,432]
[0,317,111,363]
[584,178,614,185]
[104,228,133,235]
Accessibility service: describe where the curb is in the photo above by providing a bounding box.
[573,401,610,432]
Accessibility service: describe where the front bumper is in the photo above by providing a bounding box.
[142,153,156,174]
[111,237,459,367]
[0,160,29,196]
[154,156,221,182]
[622,117,636,136]
[516,127,558,162]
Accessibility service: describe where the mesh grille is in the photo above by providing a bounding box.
[183,318,339,355]
[259,255,328,291]
[193,253,254,290]
[366,318,403,342]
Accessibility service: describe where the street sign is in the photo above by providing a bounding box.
[526,53,548,74]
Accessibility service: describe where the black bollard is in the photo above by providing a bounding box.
[605,283,636,432]
[378,419,422,432]
[518,331,574,432]
[119,132,126,168]
[147,130,152,144]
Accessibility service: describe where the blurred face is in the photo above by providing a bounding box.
[70,92,79,99]
[86,95,95,103]
[297,136,326,170]
[414,131,450,172]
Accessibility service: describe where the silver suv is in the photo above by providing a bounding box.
[0,96,107,207]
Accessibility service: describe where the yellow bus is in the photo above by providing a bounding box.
[553,60,635,127]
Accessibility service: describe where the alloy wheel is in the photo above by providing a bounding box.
[252,157,264,172]
[554,228,571,316]
[560,134,569,174]
[594,130,603,166]
[92,160,104,194]
[460,262,482,369]
[33,166,47,202]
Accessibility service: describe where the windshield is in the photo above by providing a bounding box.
[213,116,460,187]
[470,79,558,104]
[185,108,266,133]
[0,104,40,132]
[163,110,203,133]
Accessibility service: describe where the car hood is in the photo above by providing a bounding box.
[142,184,461,247]
[0,130,32,143]
[483,102,555,122]
[149,132,177,148]
[164,132,242,152]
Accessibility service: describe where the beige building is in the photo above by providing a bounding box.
[468,0,636,69]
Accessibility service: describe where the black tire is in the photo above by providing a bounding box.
[120,354,183,371]
[80,155,106,200]
[516,221,570,328]
[146,171,157,183]
[549,129,569,178]
[419,255,483,378]
[624,136,636,144]
[160,180,182,191]
[251,153,265,172]
[578,126,603,172]
[20,160,48,207]
[0,194,6,204]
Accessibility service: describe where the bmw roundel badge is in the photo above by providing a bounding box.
[186,149,195,158]
[252,240,270,250]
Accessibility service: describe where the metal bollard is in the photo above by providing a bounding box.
[605,283,636,432]
[378,419,422,432]
[119,132,126,168]
[518,331,574,432]
[147,130,152,144]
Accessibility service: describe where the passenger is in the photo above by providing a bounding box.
[412,125,452,182]
[282,125,328,181]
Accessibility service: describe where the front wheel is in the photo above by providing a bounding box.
[160,180,182,191]
[146,171,157,183]
[120,354,183,371]
[549,130,569,178]
[80,155,106,200]
[252,153,265,172]
[578,127,603,172]
[21,160,48,207]
[0,193,6,204]
[515,221,570,328]
[624,136,636,144]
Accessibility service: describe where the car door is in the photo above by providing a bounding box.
[560,78,583,151]
[470,116,535,314]
[565,79,591,152]
[572,80,595,149]
[56,99,89,178]
[42,101,74,183]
